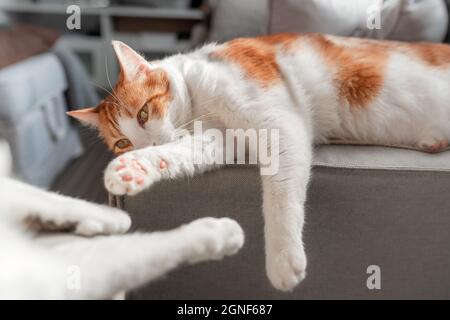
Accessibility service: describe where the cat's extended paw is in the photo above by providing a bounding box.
[266,245,307,292]
[186,217,245,263]
[104,153,160,196]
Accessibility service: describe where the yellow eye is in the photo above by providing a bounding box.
[115,138,132,150]
[137,104,149,126]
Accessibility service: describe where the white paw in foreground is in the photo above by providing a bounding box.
[186,217,245,263]
[104,153,166,196]
[73,207,131,236]
[26,205,131,237]
[266,245,307,291]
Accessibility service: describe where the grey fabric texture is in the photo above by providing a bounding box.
[269,0,449,42]
[208,0,449,43]
[123,163,450,299]
[314,145,450,171]
[0,53,66,122]
[0,52,83,187]
[208,0,269,42]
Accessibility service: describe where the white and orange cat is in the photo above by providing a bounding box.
[70,33,450,291]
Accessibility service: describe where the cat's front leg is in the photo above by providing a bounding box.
[57,217,244,299]
[104,135,220,196]
[262,121,312,292]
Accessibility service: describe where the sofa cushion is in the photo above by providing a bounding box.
[208,0,269,42]
[122,161,450,299]
[269,0,449,42]
[314,145,450,172]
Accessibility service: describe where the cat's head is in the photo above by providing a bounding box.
[68,41,189,155]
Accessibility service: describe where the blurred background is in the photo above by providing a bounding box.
[0,0,448,204]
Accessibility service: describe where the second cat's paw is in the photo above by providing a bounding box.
[104,153,158,196]
[74,206,131,236]
[266,245,307,292]
[25,204,131,237]
[187,217,245,263]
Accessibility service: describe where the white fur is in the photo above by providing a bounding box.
[105,37,450,291]
[0,142,244,299]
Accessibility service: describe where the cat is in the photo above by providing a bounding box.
[0,141,244,299]
[69,33,450,291]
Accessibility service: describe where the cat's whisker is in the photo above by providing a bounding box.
[104,57,128,107]
[91,83,123,108]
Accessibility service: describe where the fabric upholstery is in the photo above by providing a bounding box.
[123,160,450,299]
[0,52,83,187]
[269,0,448,42]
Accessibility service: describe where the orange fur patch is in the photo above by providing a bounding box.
[257,33,300,50]
[210,33,299,88]
[409,42,450,67]
[96,68,170,151]
[314,36,450,108]
[213,33,450,107]
[348,37,450,68]
[310,34,388,108]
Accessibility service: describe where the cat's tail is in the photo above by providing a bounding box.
[0,140,12,178]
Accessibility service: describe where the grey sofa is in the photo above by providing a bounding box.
[110,0,450,299]
[117,146,450,299]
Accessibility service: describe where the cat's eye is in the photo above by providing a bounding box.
[115,138,132,150]
[137,104,149,127]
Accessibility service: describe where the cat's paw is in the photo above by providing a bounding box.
[186,217,245,263]
[25,205,131,237]
[104,153,160,196]
[266,245,307,292]
[418,138,449,153]
[74,207,131,236]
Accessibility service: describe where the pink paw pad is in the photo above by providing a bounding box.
[136,176,145,185]
[121,174,133,182]
[116,164,126,171]
[132,159,147,174]
[159,159,167,170]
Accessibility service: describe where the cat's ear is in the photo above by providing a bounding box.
[67,107,99,127]
[112,40,148,80]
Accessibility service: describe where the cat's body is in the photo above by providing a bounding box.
[189,33,450,149]
[70,33,450,291]
[0,141,243,299]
